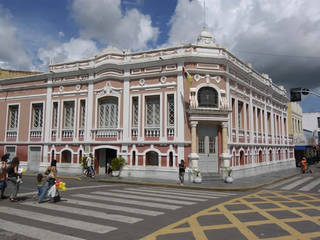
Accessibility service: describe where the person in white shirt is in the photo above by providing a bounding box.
[86,153,95,178]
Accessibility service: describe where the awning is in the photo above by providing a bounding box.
[295,146,307,150]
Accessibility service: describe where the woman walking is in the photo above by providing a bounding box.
[7,157,22,202]
[179,160,186,186]
[38,160,57,203]
[0,156,8,199]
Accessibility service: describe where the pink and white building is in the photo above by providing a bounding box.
[0,30,295,180]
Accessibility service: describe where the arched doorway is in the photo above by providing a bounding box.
[94,148,117,174]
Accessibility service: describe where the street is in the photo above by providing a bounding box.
[0,176,239,240]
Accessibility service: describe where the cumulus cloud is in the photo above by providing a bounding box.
[37,38,98,70]
[168,0,320,92]
[71,0,158,50]
[0,5,33,70]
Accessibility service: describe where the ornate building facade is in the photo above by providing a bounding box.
[0,30,294,180]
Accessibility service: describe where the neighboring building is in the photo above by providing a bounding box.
[0,29,294,180]
[303,112,320,145]
[0,68,41,80]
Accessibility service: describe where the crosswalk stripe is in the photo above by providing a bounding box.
[72,194,181,210]
[22,201,142,224]
[110,189,207,202]
[132,187,223,198]
[281,177,314,190]
[264,176,302,189]
[299,178,320,191]
[92,191,195,205]
[65,198,164,216]
[0,219,85,240]
[0,207,116,234]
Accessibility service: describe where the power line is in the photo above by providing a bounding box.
[233,49,320,59]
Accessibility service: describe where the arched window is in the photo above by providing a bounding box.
[146,151,159,166]
[278,150,281,160]
[132,151,136,166]
[169,152,173,167]
[240,151,245,165]
[269,150,273,161]
[197,87,218,108]
[51,150,55,162]
[79,150,82,164]
[259,151,263,163]
[99,97,118,128]
[61,150,72,163]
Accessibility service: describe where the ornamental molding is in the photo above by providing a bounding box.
[193,73,222,84]
[96,81,121,96]
[160,76,167,84]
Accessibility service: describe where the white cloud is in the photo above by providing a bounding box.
[0,5,33,70]
[168,0,320,90]
[37,38,98,70]
[71,0,158,50]
[58,32,65,38]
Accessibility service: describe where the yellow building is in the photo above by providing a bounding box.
[0,68,41,80]
[287,102,303,144]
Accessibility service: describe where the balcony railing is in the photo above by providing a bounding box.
[145,127,160,137]
[6,130,17,138]
[62,129,74,138]
[78,129,85,138]
[92,128,122,138]
[51,129,57,138]
[131,128,138,137]
[167,127,175,137]
[30,129,42,138]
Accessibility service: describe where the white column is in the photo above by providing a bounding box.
[249,87,254,143]
[235,99,239,143]
[85,74,94,141]
[177,62,185,142]
[271,110,275,144]
[44,77,53,164]
[255,107,258,142]
[264,107,268,144]
[122,76,130,142]
[244,103,247,143]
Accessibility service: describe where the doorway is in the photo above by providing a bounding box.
[94,148,117,175]
[28,146,41,172]
[197,125,218,173]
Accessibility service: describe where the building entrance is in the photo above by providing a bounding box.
[197,125,218,173]
[94,148,117,174]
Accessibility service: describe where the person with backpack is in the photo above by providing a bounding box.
[7,157,22,202]
[178,160,186,186]
[38,160,57,203]
[0,156,8,199]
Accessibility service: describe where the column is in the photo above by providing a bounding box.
[249,87,254,143]
[235,99,239,143]
[264,107,268,144]
[188,121,200,183]
[244,103,247,143]
[220,121,231,167]
[85,73,94,142]
[177,63,185,142]
[44,77,53,164]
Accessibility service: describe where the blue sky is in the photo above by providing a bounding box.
[1,0,320,112]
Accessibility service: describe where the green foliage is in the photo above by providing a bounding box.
[111,157,126,171]
[224,167,232,177]
[80,156,87,170]
[192,169,200,177]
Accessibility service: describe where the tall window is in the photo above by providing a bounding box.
[52,102,58,128]
[31,103,43,129]
[99,97,118,128]
[209,136,215,153]
[198,136,205,153]
[145,96,160,127]
[79,100,86,128]
[197,87,218,108]
[132,97,139,127]
[238,101,243,129]
[63,101,75,129]
[167,94,175,126]
[8,105,19,130]
[318,117,320,128]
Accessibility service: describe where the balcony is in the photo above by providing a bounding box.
[167,127,175,137]
[30,129,42,138]
[78,129,85,138]
[51,129,57,138]
[6,130,17,138]
[62,129,74,138]
[92,128,122,139]
[131,128,138,137]
[145,127,160,137]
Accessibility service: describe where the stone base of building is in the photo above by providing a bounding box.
[231,159,296,179]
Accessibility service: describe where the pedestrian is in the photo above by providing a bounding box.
[86,153,95,178]
[36,173,44,198]
[7,157,22,202]
[178,160,186,185]
[38,160,57,203]
[0,156,8,199]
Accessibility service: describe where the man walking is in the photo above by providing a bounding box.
[86,153,95,178]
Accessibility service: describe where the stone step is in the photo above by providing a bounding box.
[201,173,222,181]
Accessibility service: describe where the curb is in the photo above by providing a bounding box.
[96,173,299,191]
[24,173,82,181]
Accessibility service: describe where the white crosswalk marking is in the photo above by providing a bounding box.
[23,201,142,223]
[92,191,196,205]
[0,207,116,234]
[0,219,85,240]
[110,189,208,202]
[72,193,182,210]
[299,178,320,191]
[65,198,164,216]
[281,177,313,190]
[264,176,302,189]
[133,187,228,198]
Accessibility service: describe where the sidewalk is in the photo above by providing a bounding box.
[81,167,302,191]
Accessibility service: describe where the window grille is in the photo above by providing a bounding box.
[132,97,139,127]
[32,103,43,129]
[99,97,118,128]
[167,94,175,126]
[79,100,86,128]
[52,102,58,128]
[209,136,215,153]
[238,101,243,129]
[145,96,160,127]
[63,101,74,129]
[197,87,218,108]
[8,105,19,129]
[198,136,205,153]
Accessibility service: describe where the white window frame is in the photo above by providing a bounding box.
[30,102,44,129]
[98,97,119,128]
[63,100,75,129]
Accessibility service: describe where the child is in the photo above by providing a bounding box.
[16,166,24,184]
[37,173,44,197]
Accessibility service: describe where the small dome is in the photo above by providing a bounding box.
[99,46,123,56]
[196,27,216,46]
[199,29,213,38]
